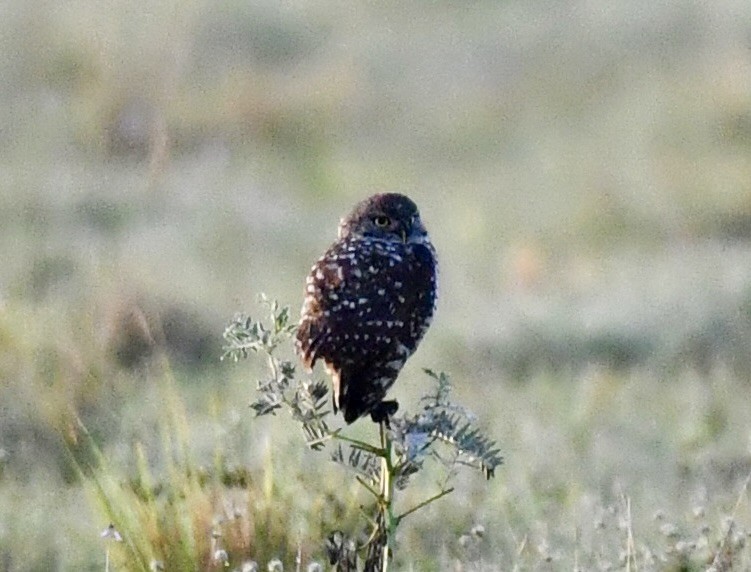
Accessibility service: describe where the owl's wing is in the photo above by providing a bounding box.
[296,239,437,424]
[295,311,326,370]
[297,240,392,369]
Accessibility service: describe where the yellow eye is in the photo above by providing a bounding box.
[373,215,391,227]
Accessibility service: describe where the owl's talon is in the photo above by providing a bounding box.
[370,400,399,425]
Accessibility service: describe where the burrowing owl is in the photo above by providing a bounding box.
[296,193,438,424]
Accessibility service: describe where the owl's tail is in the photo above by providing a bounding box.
[335,367,382,424]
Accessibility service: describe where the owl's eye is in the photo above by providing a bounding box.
[373,215,391,228]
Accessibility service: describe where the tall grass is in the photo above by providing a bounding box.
[67,358,365,570]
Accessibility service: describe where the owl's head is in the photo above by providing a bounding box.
[338,193,429,244]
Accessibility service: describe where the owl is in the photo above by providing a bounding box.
[296,193,438,424]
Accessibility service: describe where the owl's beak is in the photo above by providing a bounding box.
[401,229,408,243]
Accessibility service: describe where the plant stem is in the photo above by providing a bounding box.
[396,487,455,525]
[379,422,395,572]
[356,475,381,499]
[331,430,385,456]
[266,352,279,382]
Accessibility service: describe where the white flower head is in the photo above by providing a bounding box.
[100,524,123,542]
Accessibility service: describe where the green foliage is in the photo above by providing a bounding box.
[223,296,502,570]
[222,296,297,361]
[223,297,332,447]
[68,368,356,571]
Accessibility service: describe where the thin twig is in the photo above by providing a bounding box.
[396,487,454,524]
[266,352,279,382]
[622,494,636,572]
[356,475,381,499]
[306,429,338,449]
[710,467,751,570]
[332,431,385,456]
[380,421,393,572]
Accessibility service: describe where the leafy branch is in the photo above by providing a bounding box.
[224,296,503,570]
[222,296,331,449]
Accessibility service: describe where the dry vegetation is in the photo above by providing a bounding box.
[1,0,751,570]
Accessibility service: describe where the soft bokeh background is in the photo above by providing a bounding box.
[2,0,751,569]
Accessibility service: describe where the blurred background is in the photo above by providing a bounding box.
[2,0,751,569]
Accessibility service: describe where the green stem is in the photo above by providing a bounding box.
[266,351,279,382]
[356,475,381,499]
[330,430,385,457]
[380,422,396,572]
[395,487,455,525]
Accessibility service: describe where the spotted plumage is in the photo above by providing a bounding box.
[296,193,438,424]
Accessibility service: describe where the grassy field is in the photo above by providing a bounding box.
[2,0,751,569]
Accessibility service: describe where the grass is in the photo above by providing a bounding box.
[70,363,362,571]
[57,344,751,570]
[2,0,751,569]
[5,314,750,569]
